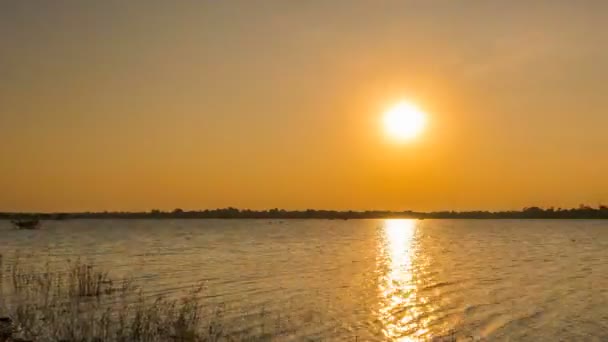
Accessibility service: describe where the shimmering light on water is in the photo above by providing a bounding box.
[378,219,429,341]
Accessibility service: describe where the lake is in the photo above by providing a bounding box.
[1,219,607,341]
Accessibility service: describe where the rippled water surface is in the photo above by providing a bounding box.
[1,219,608,341]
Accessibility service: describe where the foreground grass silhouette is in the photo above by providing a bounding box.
[0,255,291,342]
[0,255,462,342]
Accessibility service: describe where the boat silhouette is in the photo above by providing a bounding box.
[11,219,41,230]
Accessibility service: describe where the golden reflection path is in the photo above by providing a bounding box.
[378,219,431,341]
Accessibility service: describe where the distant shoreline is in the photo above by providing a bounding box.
[2,217,608,220]
[3,206,608,220]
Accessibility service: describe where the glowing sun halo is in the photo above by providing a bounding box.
[383,101,427,141]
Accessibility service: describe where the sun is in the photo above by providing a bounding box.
[383,101,427,141]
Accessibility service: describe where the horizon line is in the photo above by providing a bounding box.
[2,205,606,215]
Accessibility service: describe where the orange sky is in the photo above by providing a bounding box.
[1,1,608,212]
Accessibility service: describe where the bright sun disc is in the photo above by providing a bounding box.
[383,102,427,141]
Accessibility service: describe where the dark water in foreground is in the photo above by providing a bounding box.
[1,219,607,341]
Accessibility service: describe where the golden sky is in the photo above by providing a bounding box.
[1,1,608,212]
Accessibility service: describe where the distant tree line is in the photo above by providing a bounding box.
[2,205,608,220]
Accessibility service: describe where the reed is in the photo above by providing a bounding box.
[0,256,285,341]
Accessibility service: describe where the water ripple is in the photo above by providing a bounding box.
[1,219,607,340]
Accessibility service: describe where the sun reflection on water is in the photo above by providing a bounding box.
[378,219,429,341]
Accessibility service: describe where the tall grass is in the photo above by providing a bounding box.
[0,255,283,341]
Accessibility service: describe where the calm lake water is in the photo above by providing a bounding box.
[1,219,607,341]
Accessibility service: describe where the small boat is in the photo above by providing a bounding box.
[11,219,41,230]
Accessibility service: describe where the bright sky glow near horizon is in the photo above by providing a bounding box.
[1,1,608,212]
